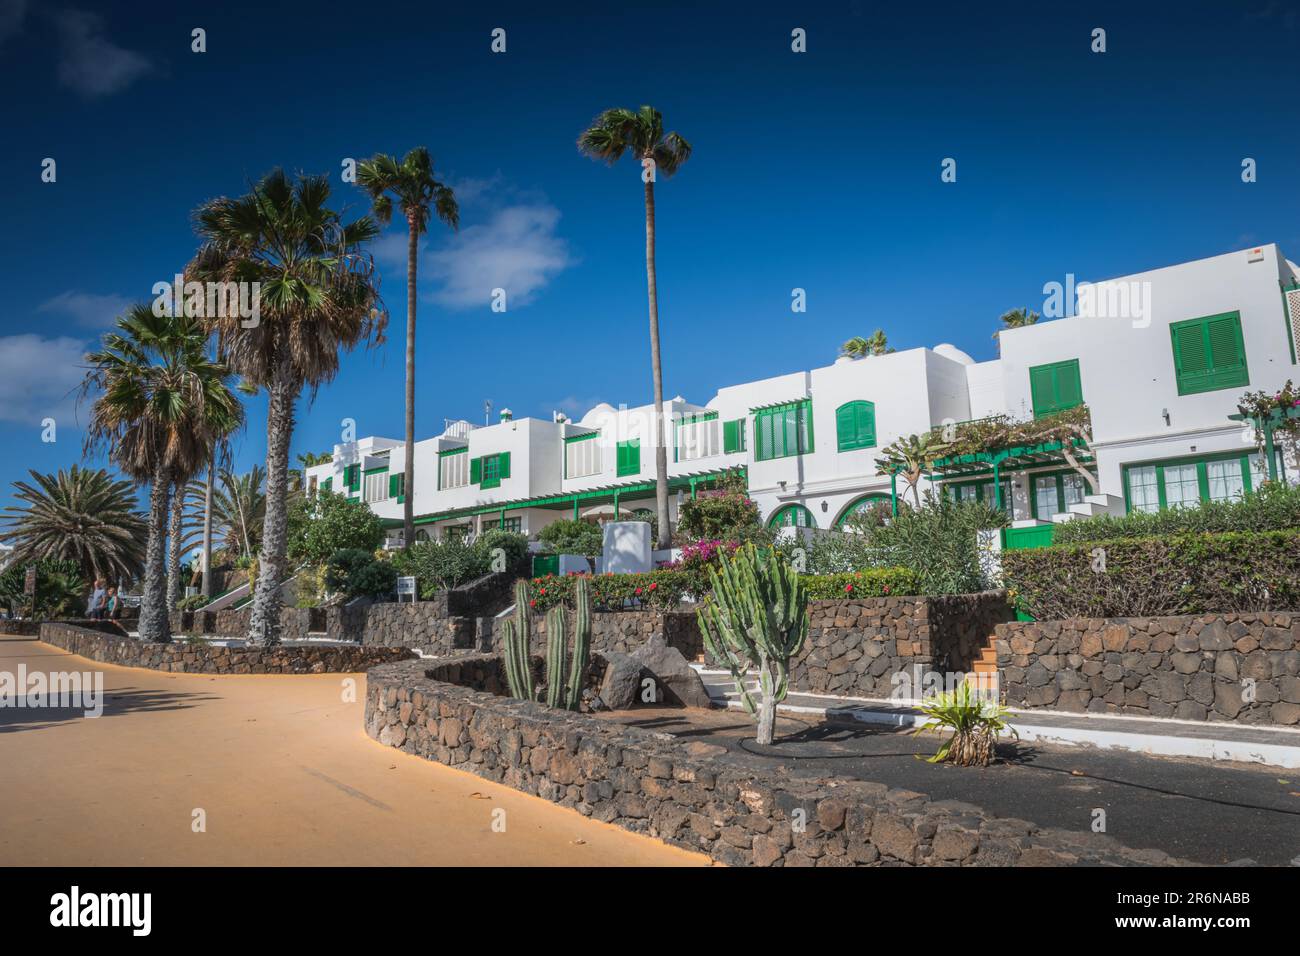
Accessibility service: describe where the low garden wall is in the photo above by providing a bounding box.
[996,612,1300,725]
[527,609,703,660]
[706,592,1013,699]
[169,606,318,641]
[40,622,412,674]
[365,655,1182,867]
[2,618,128,637]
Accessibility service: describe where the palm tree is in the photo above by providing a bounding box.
[0,466,147,583]
[876,433,949,508]
[579,106,691,550]
[81,306,242,641]
[181,466,268,564]
[993,307,1040,354]
[189,169,385,644]
[297,451,333,467]
[356,148,459,549]
[841,330,893,358]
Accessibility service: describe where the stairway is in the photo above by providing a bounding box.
[963,635,1001,697]
[1049,492,1125,524]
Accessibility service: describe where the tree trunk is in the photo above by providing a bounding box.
[756,657,777,746]
[248,364,299,645]
[644,177,671,550]
[201,457,214,597]
[139,465,172,643]
[166,478,187,613]
[403,213,418,548]
[1061,439,1100,495]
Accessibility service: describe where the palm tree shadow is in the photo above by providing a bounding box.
[0,686,220,733]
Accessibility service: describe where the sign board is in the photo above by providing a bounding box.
[23,567,36,596]
[396,576,417,602]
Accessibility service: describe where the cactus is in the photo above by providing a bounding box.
[697,544,808,745]
[564,576,592,710]
[503,577,591,710]
[501,580,533,700]
[544,604,568,708]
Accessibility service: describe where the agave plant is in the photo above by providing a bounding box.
[913,681,1018,766]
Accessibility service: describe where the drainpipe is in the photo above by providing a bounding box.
[993,460,1003,512]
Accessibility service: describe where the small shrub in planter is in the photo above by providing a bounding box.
[177,593,211,611]
[525,571,689,612]
[914,681,1018,767]
[536,519,604,557]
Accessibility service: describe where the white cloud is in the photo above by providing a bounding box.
[38,290,130,329]
[425,204,574,310]
[0,335,87,425]
[55,9,152,97]
[0,0,27,44]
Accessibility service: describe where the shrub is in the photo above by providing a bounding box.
[177,593,210,611]
[1002,530,1300,619]
[525,571,689,612]
[0,558,85,618]
[390,536,484,597]
[324,548,397,599]
[677,488,763,543]
[474,528,529,569]
[537,519,605,557]
[288,491,385,564]
[914,682,1018,766]
[799,568,921,599]
[1052,482,1300,545]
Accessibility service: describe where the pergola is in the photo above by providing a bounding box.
[1227,404,1300,484]
[924,438,1092,512]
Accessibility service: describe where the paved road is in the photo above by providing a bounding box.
[0,637,708,866]
[611,709,1300,866]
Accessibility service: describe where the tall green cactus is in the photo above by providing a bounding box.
[503,577,591,710]
[697,544,808,745]
[501,580,533,700]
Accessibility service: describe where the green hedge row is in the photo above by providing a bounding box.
[1052,483,1300,545]
[1002,530,1300,619]
[525,566,921,612]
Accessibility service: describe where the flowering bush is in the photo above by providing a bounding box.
[799,568,921,600]
[525,571,689,612]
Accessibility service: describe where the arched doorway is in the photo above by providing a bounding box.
[767,503,816,529]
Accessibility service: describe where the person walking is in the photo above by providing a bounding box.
[105,587,120,620]
[87,579,107,620]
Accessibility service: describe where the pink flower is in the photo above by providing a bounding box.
[634,587,643,596]
[844,584,853,593]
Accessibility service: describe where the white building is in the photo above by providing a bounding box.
[304,243,1300,542]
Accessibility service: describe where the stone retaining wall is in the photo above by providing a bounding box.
[528,609,703,660]
[168,606,316,641]
[710,592,1012,699]
[996,612,1300,725]
[3,618,129,637]
[365,655,1182,867]
[40,623,412,674]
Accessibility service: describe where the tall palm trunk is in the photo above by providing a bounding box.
[644,176,671,550]
[403,212,418,547]
[166,478,186,613]
[201,457,214,597]
[140,465,172,643]
[248,363,298,645]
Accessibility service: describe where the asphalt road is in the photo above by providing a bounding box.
[611,709,1300,866]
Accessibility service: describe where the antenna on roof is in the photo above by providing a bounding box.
[484,400,492,425]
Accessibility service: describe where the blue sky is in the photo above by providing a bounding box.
[2,0,1298,512]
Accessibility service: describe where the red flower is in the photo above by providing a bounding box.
[882,586,891,594]
[844,584,853,593]
[539,588,546,595]
[648,582,657,590]
[634,587,643,595]
[529,600,537,608]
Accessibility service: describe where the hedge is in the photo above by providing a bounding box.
[800,568,921,599]
[525,565,921,612]
[1052,482,1300,545]
[1002,530,1300,619]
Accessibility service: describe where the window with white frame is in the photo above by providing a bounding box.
[363,471,390,503]
[1206,459,1246,503]
[566,435,602,478]
[1127,465,1159,513]
[678,415,721,461]
[440,450,469,489]
[1163,463,1200,509]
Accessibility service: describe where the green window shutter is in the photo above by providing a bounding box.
[1055,360,1082,410]
[723,418,745,454]
[1029,365,1057,417]
[388,473,405,498]
[344,464,360,491]
[1172,312,1248,395]
[754,400,811,460]
[469,457,482,484]
[616,440,640,477]
[321,477,332,492]
[498,451,510,479]
[836,401,876,451]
